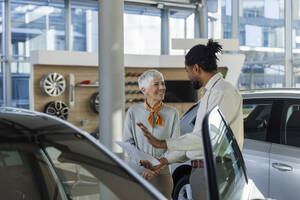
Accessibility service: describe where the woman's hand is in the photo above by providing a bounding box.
[140,157,169,171]
[136,122,167,149]
[141,169,162,180]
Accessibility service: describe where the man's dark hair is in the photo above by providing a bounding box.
[185,39,222,72]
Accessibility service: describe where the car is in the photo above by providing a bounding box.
[0,106,264,200]
[0,107,166,200]
[171,88,300,200]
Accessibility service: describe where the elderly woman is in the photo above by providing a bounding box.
[123,69,179,199]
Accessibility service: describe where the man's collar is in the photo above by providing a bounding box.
[204,72,223,91]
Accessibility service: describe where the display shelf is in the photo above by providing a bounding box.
[76,83,99,87]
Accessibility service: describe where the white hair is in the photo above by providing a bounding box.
[137,69,164,90]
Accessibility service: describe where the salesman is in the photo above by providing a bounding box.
[137,39,244,200]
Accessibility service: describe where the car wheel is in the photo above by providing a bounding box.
[40,73,66,96]
[44,101,69,120]
[172,175,192,200]
[90,92,99,113]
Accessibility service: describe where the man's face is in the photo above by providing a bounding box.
[185,64,203,90]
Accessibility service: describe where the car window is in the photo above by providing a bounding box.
[45,147,113,200]
[282,103,300,147]
[41,128,163,200]
[243,103,272,141]
[0,145,65,200]
[203,107,248,200]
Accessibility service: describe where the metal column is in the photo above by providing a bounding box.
[285,0,293,88]
[4,0,12,107]
[231,0,239,39]
[198,0,208,38]
[194,9,200,38]
[65,0,72,50]
[161,8,169,55]
[98,0,124,152]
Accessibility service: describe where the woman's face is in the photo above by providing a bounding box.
[143,77,166,102]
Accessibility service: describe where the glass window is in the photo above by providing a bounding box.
[124,5,161,55]
[206,108,247,199]
[11,0,65,59]
[294,64,300,87]
[169,9,194,55]
[237,0,285,89]
[293,0,300,86]
[71,3,98,52]
[0,63,3,107]
[0,147,65,200]
[41,124,160,199]
[221,0,232,39]
[45,147,108,200]
[238,62,284,89]
[243,102,272,141]
[11,62,30,109]
[0,2,3,57]
[282,103,300,147]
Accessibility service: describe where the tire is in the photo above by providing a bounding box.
[44,101,69,120]
[90,92,99,113]
[172,175,192,200]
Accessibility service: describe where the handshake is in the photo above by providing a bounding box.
[140,157,169,180]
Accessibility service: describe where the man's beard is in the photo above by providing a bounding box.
[191,79,202,90]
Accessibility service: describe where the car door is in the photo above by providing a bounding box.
[269,100,300,200]
[242,99,274,197]
[202,106,264,200]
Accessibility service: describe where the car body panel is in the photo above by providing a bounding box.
[180,103,199,135]
[269,143,300,200]
[242,139,271,197]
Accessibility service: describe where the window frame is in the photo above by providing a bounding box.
[280,99,300,147]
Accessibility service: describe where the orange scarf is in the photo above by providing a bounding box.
[144,101,164,128]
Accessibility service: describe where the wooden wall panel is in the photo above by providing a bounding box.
[34,65,99,133]
[33,65,200,134]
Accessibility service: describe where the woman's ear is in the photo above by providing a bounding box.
[141,88,146,94]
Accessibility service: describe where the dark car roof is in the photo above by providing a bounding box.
[0,107,87,140]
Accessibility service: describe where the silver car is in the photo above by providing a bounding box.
[0,106,264,200]
[172,89,300,200]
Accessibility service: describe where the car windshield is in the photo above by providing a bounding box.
[0,144,66,200]
[205,107,248,199]
[0,113,163,200]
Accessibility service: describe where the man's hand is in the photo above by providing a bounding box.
[141,169,161,180]
[136,122,167,149]
[140,157,169,171]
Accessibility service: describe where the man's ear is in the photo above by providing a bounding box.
[193,64,201,74]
